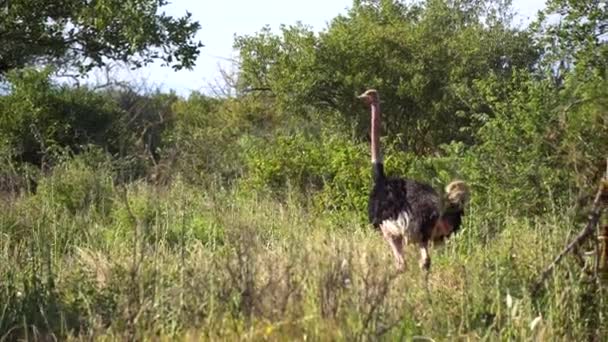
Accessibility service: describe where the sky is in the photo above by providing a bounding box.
[109,0,548,95]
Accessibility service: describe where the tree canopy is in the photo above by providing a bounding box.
[234,0,539,153]
[0,0,202,75]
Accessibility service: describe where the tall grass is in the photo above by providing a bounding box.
[1,175,607,341]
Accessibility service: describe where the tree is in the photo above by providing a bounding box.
[0,0,202,76]
[536,0,608,82]
[463,0,608,213]
[0,68,126,167]
[234,0,538,154]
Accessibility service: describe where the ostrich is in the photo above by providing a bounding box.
[358,89,469,271]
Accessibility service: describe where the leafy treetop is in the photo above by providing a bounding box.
[0,0,202,75]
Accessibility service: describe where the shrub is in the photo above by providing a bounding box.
[0,69,124,168]
[166,93,278,185]
[242,120,467,218]
[461,71,608,215]
[35,147,114,214]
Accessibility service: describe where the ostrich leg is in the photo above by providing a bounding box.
[381,227,405,271]
[418,241,431,271]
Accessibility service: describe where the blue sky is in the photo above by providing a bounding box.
[114,0,547,95]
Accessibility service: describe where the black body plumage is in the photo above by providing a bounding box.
[439,207,464,235]
[368,162,440,242]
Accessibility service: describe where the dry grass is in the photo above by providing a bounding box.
[1,179,607,341]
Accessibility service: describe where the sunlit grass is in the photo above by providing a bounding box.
[1,178,606,341]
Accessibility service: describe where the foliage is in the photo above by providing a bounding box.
[1,181,607,340]
[0,70,198,183]
[235,0,539,153]
[103,88,181,182]
[243,127,368,212]
[0,0,202,75]
[462,65,607,214]
[0,68,125,167]
[0,0,608,339]
[166,92,280,185]
[538,0,608,78]
[35,146,114,214]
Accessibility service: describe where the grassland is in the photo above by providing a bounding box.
[1,176,606,341]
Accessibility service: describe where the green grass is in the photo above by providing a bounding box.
[1,178,607,341]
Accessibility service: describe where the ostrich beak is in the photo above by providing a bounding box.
[358,89,378,103]
[357,93,370,103]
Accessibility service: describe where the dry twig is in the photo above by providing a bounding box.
[533,160,608,293]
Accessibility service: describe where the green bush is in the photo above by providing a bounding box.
[35,148,114,214]
[106,179,225,249]
[242,121,467,218]
[167,93,278,185]
[235,0,538,152]
[0,69,125,167]
[242,127,366,211]
[460,70,608,215]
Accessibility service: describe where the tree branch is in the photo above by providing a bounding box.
[533,166,608,294]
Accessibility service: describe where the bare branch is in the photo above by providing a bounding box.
[533,177,608,293]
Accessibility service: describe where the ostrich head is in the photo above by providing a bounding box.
[445,181,470,210]
[357,89,380,105]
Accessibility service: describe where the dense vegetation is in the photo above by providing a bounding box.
[1,0,607,340]
[0,0,201,74]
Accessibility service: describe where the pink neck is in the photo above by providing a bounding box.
[370,102,382,163]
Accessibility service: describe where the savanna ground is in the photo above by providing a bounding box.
[2,0,608,340]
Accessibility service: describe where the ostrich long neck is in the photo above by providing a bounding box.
[371,101,384,180]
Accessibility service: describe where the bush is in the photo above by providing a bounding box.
[166,93,278,185]
[242,119,467,218]
[0,69,125,168]
[35,147,114,214]
[461,70,608,215]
